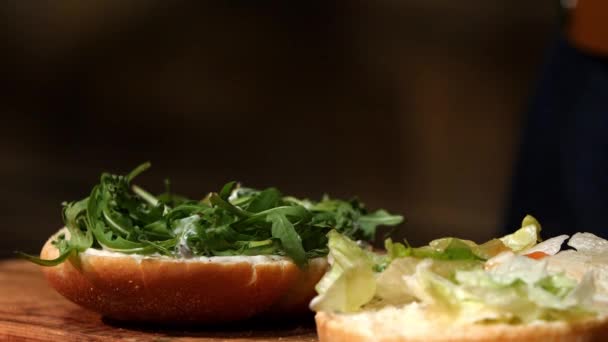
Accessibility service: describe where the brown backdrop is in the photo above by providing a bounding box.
[1,1,556,257]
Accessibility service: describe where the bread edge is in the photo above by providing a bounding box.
[315,310,608,342]
[40,228,327,324]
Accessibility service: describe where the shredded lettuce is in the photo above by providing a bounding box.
[374,257,419,305]
[382,215,543,265]
[384,237,484,262]
[309,230,377,312]
[499,215,541,252]
[448,253,595,323]
[311,221,601,324]
[522,234,569,256]
[375,257,481,307]
[548,232,608,302]
[569,232,608,256]
[375,253,593,323]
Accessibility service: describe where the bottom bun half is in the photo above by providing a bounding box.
[40,229,327,324]
[315,305,608,342]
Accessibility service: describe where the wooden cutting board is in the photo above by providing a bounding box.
[0,259,318,342]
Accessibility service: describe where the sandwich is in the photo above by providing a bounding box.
[20,162,403,324]
[311,216,608,341]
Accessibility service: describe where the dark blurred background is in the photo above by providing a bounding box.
[2,1,558,257]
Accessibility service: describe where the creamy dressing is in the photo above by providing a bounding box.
[82,248,290,264]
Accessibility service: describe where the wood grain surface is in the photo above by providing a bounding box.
[0,260,318,342]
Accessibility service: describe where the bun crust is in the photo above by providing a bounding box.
[40,229,327,324]
[315,309,608,342]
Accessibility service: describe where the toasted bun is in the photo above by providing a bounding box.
[315,304,608,342]
[40,228,327,324]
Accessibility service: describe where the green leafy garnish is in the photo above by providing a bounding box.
[20,163,404,267]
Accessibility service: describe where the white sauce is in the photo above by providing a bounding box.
[82,248,290,264]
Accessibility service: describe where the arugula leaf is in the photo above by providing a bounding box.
[17,249,73,266]
[358,210,404,238]
[16,235,76,266]
[267,212,306,265]
[62,198,93,252]
[126,161,151,181]
[19,163,405,267]
[209,193,252,218]
[219,181,237,201]
[247,188,281,213]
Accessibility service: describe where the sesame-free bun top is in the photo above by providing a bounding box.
[40,228,327,324]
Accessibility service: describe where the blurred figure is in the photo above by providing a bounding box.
[506,0,608,236]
